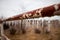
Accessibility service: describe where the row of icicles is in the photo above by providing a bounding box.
[3,17,60,35]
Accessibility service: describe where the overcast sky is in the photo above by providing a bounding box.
[0,0,60,19]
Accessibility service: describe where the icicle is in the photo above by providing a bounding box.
[24,20,26,29]
[33,20,35,28]
[48,20,51,32]
[39,20,42,32]
[10,21,11,26]
[24,19,26,30]
[15,20,17,27]
[34,20,36,27]
[34,19,35,26]
[25,19,27,28]
[27,19,28,27]
[42,18,44,28]
[14,21,15,27]
[34,19,41,34]
[16,20,21,34]
[39,20,42,27]
[9,21,11,29]
[23,20,25,28]
[29,19,30,28]
[15,20,16,27]
[11,21,13,26]
[19,20,21,27]
[8,21,10,26]
[27,20,29,28]
[32,19,34,29]
[30,19,31,28]
[37,20,39,28]
[19,20,21,32]
[34,20,35,27]
[21,19,26,34]
[28,19,30,29]
[12,21,14,26]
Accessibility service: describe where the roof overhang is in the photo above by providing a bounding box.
[3,3,60,21]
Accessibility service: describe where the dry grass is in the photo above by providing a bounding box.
[4,26,60,40]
